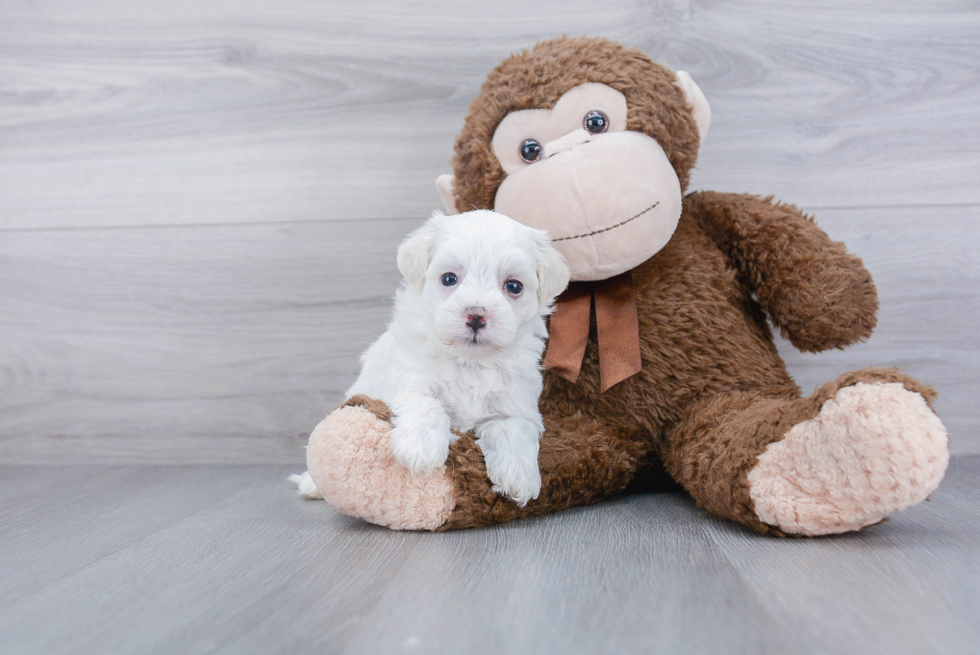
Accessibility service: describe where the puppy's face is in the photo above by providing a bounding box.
[398,210,570,361]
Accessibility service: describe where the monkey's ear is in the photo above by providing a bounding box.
[435,174,460,215]
[397,211,446,286]
[531,231,571,305]
[675,71,712,146]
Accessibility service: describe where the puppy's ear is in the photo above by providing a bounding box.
[531,230,571,305]
[397,211,446,286]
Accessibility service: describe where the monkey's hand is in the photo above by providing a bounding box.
[688,191,878,352]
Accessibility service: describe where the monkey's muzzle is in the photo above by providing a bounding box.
[494,130,682,282]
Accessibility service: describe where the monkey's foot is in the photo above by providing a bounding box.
[306,396,455,531]
[747,381,949,536]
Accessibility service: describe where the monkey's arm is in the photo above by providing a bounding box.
[687,191,878,352]
[305,395,652,531]
[439,412,649,529]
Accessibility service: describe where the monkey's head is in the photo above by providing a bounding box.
[436,37,711,282]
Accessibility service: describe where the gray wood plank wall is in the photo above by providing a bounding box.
[2,0,978,463]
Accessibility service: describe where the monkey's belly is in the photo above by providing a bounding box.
[539,214,797,437]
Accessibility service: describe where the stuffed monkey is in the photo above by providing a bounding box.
[305,37,948,536]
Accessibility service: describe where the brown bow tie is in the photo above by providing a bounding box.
[543,271,642,392]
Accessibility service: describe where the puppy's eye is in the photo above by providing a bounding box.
[504,279,523,295]
[441,272,458,287]
[519,139,542,164]
[583,110,609,135]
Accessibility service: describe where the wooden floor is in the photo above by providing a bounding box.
[0,457,977,654]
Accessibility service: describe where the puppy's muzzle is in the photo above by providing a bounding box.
[465,307,487,332]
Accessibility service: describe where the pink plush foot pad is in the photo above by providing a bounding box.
[307,405,455,531]
[748,382,949,536]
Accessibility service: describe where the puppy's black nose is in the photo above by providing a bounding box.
[465,308,487,332]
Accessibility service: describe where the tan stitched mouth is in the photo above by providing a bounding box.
[551,202,659,242]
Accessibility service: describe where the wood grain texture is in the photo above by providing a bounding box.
[701,455,980,655]
[1,0,978,462]
[0,218,409,463]
[0,458,977,653]
[1,206,977,463]
[1,0,978,230]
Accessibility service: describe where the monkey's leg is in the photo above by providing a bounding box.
[306,396,649,531]
[661,368,949,536]
[440,412,649,530]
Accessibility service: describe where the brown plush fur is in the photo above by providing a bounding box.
[439,413,648,531]
[439,367,934,534]
[451,37,701,212]
[437,191,888,532]
[661,367,936,536]
[342,394,393,421]
[421,35,927,534]
[309,37,946,536]
[343,396,652,531]
[690,192,879,352]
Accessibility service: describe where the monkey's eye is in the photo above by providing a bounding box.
[442,272,458,287]
[504,279,523,295]
[583,110,609,135]
[519,139,543,164]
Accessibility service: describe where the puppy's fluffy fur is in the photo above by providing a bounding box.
[293,210,570,505]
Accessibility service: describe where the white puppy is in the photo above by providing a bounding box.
[293,209,569,506]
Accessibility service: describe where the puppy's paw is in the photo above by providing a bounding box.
[482,444,542,507]
[389,424,452,477]
[490,468,541,507]
[288,470,323,500]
